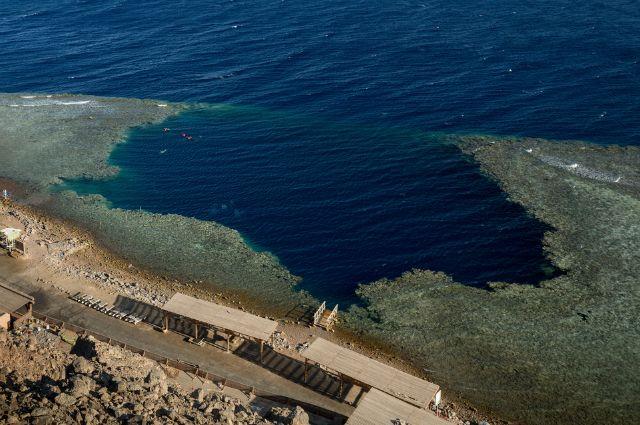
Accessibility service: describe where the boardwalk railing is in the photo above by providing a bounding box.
[31,311,345,422]
[313,301,326,325]
[328,304,339,323]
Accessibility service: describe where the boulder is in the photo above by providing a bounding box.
[69,374,94,397]
[27,335,37,351]
[146,367,167,397]
[146,367,166,384]
[267,406,292,423]
[71,356,95,375]
[59,330,78,346]
[54,393,77,407]
[290,406,310,425]
[32,416,54,425]
[30,407,51,417]
[267,406,310,425]
[219,407,236,425]
[111,377,130,393]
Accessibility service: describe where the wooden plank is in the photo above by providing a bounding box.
[162,293,278,342]
[347,389,449,425]
[0,281,34,315]
[301,338,439,408]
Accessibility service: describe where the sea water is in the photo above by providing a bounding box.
[2,0,638,301]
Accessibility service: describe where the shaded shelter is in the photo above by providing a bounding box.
[0,281,34,328]
[161,292,278,362]
[301,337,441,408]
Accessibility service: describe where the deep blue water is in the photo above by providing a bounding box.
[2,1,639,300]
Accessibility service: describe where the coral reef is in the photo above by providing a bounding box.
[347,136,640,425]
[0,93,308,313]
[44,192,306,311]
[0,93,182,190]
[3,91,638,424]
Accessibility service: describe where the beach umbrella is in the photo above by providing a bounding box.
[1,228,22,242]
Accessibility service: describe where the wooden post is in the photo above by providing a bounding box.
[339,373,344,398]
[194,322,198,339]
[162,313,169,333]
[260,340,264,363]
[226,334,230,352]
[304,359,308,383]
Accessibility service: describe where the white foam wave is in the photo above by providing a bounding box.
[8,99,94,107]
[534,153,623,184]
[59,100,91,105]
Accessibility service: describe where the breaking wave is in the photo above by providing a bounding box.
[526,149,624,184]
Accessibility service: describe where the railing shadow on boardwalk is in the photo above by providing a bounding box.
[112,295,200,336]
[283,303,317,326]
[234,340,365,405]
[110,296,365,405]
[110,295,161,324]
[31,310,348,424]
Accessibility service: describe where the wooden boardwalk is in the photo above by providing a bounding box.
[347,389,449,425]
[301,337,440,408]
[162,292,278,342]
[2,277,354,419]
[0,280,33,315]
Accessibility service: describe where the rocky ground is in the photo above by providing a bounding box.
[0,320,311,425]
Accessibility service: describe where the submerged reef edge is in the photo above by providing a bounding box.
[2,93,639,424]
[346,135,640,425]
[0,92,309,312]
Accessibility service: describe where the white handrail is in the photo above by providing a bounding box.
[328,304,339,323]
[313,301,326,325]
